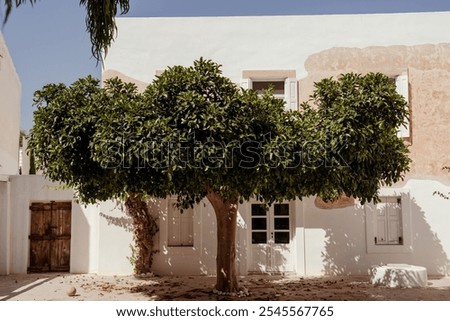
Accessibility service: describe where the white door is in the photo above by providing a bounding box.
[249,202,294,273]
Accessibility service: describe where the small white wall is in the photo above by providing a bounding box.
[0,32,21,176]
[0,178,11,274]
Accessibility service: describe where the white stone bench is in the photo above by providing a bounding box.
[370,264,427,288]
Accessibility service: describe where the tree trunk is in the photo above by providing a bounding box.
[125,193,159,275]
[206,190,239,293]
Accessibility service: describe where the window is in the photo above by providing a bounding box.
[273,203,290,244]
[395,73,410,138]
[167,199,194,247]
[241,71,298,111]
[252,81,285,99]
[365,189,412,254]
[251,203,290,244]
[251,204,267,244]
[374,196,403,245]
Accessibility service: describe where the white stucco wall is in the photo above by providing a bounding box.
[0,177,11,274]
[301,180,450,276]
[8,176,76,273]
[151,199,218,275]
[0,32,20,175]
[3,176,449,276]
[96,200,134,275]
[70,202,100,274]
[104,12,450,83]
[101,12,450,277]
[0,175,135,276]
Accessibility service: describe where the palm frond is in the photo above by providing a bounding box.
[2,0,130,62]
[2,0,39,24]
[79,0,130,62]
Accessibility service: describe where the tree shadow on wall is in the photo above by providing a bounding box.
[321,197,450,276]
[248,243,289,274]
[99,198,165,234]
[99,213,133,233]
[320,205,368,275]
[408,198,450,275]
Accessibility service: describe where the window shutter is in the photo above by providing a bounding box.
[374,196,403,245]
[168,203,181,246]
[284,78,298,111]
[387,197,402,244]
[167,199,194,247]
[376,200,388,244]
[180,210,194,246]
[395,74,410,138]
[241,78,252,90]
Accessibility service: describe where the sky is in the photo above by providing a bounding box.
[2,0,450,132]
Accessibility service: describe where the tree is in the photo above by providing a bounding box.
[2,0,130,61]
[28,76,160,274]
[28,59,410,293]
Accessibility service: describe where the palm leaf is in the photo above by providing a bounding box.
[2,0,130,62]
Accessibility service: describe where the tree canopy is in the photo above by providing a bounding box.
[28,58,411,292]
[29,59,410,205]
[2,0,130,61]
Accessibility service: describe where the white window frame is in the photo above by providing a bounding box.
[365,188,412,254]
[241,77,298,111]
[395,72,410,138]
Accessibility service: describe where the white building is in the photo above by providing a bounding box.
[0,31,21,275]
[2,12,450,277]
[0,32,20,176]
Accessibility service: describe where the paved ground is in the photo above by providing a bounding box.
[1,273,450,301]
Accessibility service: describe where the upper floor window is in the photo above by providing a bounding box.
[241,70,298,111]
[252,81,285,99]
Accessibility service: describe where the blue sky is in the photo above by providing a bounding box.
[2,0,450,131]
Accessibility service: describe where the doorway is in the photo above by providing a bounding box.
[249,202,294,273]
[28,201,71,272]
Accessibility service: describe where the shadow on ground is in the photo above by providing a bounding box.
[2,274,450,301]
[0,274,58,301]
[121,275,450,301]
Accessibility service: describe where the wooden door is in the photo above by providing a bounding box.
[28,202,71,272]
